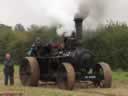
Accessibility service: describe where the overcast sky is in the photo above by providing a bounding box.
[0,0,128,30]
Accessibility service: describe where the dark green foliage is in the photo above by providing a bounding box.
[83,22,128,70]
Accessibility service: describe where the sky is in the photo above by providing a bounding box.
[0,0,128,31]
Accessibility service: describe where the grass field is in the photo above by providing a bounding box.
[0,65,127,96]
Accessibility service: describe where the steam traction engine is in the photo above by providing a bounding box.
[19,14,112,90]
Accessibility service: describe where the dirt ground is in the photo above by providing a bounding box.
[0,66,127,96]
[0,79,127,96]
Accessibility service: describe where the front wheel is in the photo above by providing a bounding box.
[94,62,112,88]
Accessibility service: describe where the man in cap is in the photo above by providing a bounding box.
[3,53,14,85]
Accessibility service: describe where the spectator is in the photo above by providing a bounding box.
[3,53,14,85]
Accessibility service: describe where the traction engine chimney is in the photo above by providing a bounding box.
[74,14,84,40]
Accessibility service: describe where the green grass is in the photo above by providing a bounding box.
[113,71,128,80]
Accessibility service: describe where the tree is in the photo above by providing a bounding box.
[27,24,39,32]
[14,24,25,32]
[0,24,12,32]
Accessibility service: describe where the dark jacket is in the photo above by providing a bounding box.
[4,59,14,73]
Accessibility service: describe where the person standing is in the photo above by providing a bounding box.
[3,53,14,85]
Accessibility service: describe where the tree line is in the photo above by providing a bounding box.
[0,24,58,64]
[0,22,128,70]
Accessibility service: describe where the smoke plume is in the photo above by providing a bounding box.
[77,0,108,30]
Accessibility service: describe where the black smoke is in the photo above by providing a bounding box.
[77,0,108,30]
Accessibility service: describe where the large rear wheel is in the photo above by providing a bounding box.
[94,62,112,88]
[19,57,40,86]
[56,63,75,90]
